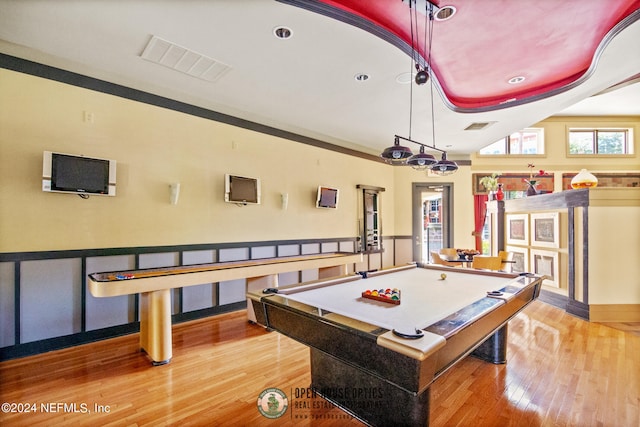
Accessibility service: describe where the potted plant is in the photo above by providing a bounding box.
[479,173,499,198]
[524,164,550,196]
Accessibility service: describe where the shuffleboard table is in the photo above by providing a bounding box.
[248,263,543,426]
[88,252,362,365]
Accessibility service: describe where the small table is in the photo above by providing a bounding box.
[249,264,543,426]
[440,257,473,267]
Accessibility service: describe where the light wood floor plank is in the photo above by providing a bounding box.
[1,301,638,426]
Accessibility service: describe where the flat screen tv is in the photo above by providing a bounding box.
[225,174,261,205]
[42,151,116,196]
[316,186,339,209]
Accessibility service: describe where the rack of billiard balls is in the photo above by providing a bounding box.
[361,288,401,305]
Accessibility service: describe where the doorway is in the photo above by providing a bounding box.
[412,183,454,264]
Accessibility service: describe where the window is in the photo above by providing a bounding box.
[568,128,633,155]
[426,198,441,223]
[479,128,544,155]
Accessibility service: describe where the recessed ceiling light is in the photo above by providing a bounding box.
[395,72,415,84]
[435,6,456,21]
[508,76,526,84]
[354,73,370,82]
[273,26,292,39]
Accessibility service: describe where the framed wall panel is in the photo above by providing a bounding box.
[531,212,559,248]
[531,249,560,287]
[506,214,529,246]
[506,245,529,274]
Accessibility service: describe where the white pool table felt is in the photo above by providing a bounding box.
[284,268,511,332]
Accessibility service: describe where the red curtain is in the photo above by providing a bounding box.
[473,195,488,251]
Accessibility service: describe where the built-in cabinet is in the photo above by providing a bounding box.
[486,188,640,322]
[357,185,385,253]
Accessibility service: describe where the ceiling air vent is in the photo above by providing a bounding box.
[140,35,231,82]
[464,122,496,131]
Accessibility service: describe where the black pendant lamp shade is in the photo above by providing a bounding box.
[407,145,437,170]
[381,136,413,162]
[431,152,458,175]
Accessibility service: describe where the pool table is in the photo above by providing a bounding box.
[248,264,543,426]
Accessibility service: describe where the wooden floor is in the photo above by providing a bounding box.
[1,301,638,427]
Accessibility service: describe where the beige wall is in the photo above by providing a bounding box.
[392,165,476,251]
[2,67,638,269]
[588,191,640,306]
[0,69,395,252]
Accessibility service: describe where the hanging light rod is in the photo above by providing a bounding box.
[401,0,457,21]
[394,134,447,154]
[381,0,459,176]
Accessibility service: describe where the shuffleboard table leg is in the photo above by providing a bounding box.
[139,289,172,365]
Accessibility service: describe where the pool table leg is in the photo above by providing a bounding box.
[139,289,172,365]
[471,324,508,364]
[310,348,430,426]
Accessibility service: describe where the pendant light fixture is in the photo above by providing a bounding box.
[380,0,457,176]
[424,2,458,175]
[380,136,413,163]
[407,144,437,170]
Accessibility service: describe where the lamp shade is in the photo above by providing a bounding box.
[407,145,437,170]
[430,153,458,175]
[380,138,413,163]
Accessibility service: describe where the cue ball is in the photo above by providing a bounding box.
[441,273,447,280]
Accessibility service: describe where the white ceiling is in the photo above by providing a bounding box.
[1,0,639,158]
[555,80,640,117]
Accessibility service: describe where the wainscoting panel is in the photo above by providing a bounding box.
[0,262,15,347]
[219,279,246,305]
[278,271,300,286]
[278,244,300,257]
[301,243,321,254]
[367,253,383,271]
[321,241,339,253]
[139,252,179,269]
[394,237,414,265]
[339,240,356,254]
[0,236,414,360]
[252,245,277,259]
[219,247,249,262]
[21,258,82,343]
[86,255,135,331]
[182,250,216,313]
[217,248,250,306]
[301,268,320,283]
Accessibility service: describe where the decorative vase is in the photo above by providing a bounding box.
[526,181,539,196]
[571,169,598,189]
[496,184,505,201]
